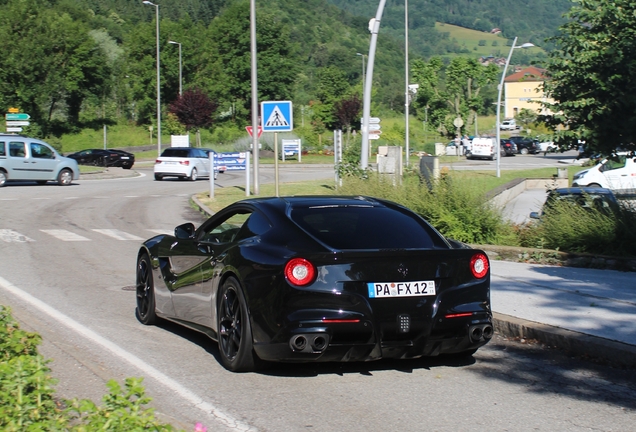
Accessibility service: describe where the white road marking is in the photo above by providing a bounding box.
[40,230,90,242]
[92,229,144,241]
[0,276,256,431]
[146,229,172,235]
[0,229,35,243]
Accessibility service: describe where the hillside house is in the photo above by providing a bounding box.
[503,66,553,118]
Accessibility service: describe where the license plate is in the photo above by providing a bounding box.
[367,281,436,298]
[120,156,129,159]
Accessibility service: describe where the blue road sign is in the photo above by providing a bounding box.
[261,101,293,132]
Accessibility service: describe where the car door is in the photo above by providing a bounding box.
[171,208,254,327]
[6,141,30,180]
[194,148,211,178]
[601,156,632,193]
[28,142,59,181]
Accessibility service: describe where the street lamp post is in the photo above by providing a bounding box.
[496,37,534,177]
[404,0,409,166]
[361,0,388,170]
[356,52,366,95]
[143,0,161,157]
[168,40,182,96]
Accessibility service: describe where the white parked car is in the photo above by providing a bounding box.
[572,153,636,195]
[500,119,519,130]
[154,147,218,181]
[0,134,80,187]
[537,141,556,153]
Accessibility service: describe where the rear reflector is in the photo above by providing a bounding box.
[445,312,474,319]
[470,252,489,279]
[321,319,361,323]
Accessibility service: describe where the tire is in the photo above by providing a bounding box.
[154,174,163,181]
[519,148,529,155]
[189,168,198,181]
[122,164,132,170]
[217,277,258,372]
[135,253,157,325]
[57,169,73,186]
[0,170,7,187]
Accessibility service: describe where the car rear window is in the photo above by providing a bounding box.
[290,206,447,250]
[161,149,190,158]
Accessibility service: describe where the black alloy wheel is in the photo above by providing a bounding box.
[136,253,157,325]
[217,277,257,372]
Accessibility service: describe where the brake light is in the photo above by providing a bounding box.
[470,253,489,279]
[285,258,316,286]
[155,159,161,164]
[179,160,190,166]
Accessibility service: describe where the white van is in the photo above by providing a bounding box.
[467,137,496,160]
[572,154,636,195]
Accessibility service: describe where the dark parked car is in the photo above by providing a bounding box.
[529,187,619,219]
[500,139,517,156]
[67,149,135,169]
[508,136,540,155]
[135,196,493,372]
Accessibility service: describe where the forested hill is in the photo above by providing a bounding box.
[327,0,572,49]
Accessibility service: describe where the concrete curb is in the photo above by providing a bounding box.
[493,312,636,369]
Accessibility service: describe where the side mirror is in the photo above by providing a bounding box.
[529,212,541,219]
[175,222,196,239]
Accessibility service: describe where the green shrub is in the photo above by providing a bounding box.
[66,378,176,431]
[337,172,516,245]
[0,306,67,431]
[0,306,181,431]
[518,200,636,256]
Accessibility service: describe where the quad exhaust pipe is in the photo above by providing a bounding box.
[290,334,330,353]
[469,324,493,342]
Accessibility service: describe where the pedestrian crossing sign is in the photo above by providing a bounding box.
[261,100,293,132]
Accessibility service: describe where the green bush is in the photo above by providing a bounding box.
[1,306,67,431]
[337,172,516,245]
[517,200,636,256]
[0,306,180,432]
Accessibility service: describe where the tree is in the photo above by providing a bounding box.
[0,0,109,134]
[516,108,537,130]
[411,57,498,138]
[333,94,362,144]
[542,0,636,155]
[169,88,218,146]
[205,1,298,117]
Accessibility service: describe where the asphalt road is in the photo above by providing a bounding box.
[1,167,635,431]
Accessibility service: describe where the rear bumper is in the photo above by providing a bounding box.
[253,311,493,363]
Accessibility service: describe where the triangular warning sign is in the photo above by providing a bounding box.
[264,106,289,128]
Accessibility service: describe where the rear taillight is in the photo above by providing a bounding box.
[179,160,190,166]
[285,258,316,287]
[155,159,161,164]
[470,253,489,279]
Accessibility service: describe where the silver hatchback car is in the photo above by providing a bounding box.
[0,134,80,187]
